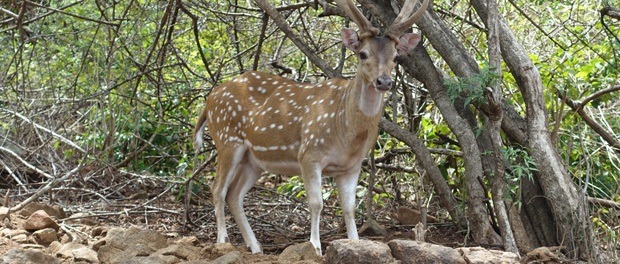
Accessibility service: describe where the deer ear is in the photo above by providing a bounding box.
[341,28,360,52]
[396,33,422,56]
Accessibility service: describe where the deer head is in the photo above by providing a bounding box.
[337,0,428,92]
[193,0,429,256]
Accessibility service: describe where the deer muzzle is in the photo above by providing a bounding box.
[375,74,392,91]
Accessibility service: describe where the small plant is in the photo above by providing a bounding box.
[502,146,538,209]
[444,64,500,107]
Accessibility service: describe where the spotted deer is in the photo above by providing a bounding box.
[193,0,429,255]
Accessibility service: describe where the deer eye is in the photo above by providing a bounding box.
[359,51,368,60]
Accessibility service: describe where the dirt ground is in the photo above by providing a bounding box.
[0,170,474,262]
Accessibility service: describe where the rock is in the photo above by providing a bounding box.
[55,241,99,263]
[97,244,124,263]
[22,210,59,231]
[11,233,32,244]
[388,239,465,264]
[0,206,9,221]
[95,226,167,250]
[95,227,169,264]
[67,212,99,226]
[1,228,29,238]
[396,207,437,226]
[21,244,45,250]
[49,241,63,253]
[324,239,398,264]
[212,251,245,264]
[522,246,564,263]
[278,242,322,263]
[358,218,387,236]
[91,226,108,237]
[156,243,202,261]
[174,235,199,245]
[210,243,238,258]
[0,248,59,264]
[117,255,176,264]
[457,247,520,264]
[32,227,58,245]
[18,203,66,219]
[178,260,210,264]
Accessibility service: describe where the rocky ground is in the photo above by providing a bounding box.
[0,199,580,263]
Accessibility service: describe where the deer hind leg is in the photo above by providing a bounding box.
[335,170,361,240]
[226,161,263,253]
[212,145,246,245]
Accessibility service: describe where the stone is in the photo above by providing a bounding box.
[97,244,124,263]
[91,226,108,237]
[358,218,387,236]
[32,227,58,245]
[174,235,199,245]
[67,212,99,226]
[522,246,563,263]
[22,210,59,231]
[278,242,322,263]
[388,239,466,264]
[55,241,99,263]
[95,226,167,250]
[156,243,202,261]
[48,241,63,253]
[457,247,520,264]
[212,251,245,264]
[2,228,29,238]
[210,242,237,258]
[18,203,66,219]
[117,255,176,264]
[0,248,59,264]
[396,207,437,226]
[11,233,32,244]
[0,206,9,221]
[324,239,398,264]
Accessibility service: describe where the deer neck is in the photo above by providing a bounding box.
[332,75,385,145]
[345,75,385,120]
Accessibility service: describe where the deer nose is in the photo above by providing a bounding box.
[376,75,392,91]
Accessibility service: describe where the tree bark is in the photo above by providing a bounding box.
[379,118,465,227]
[471,0,599,261]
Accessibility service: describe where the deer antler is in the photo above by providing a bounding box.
[385,0,430,40]
[334,0,380,38]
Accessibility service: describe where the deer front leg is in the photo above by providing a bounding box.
[335,170,361,240]
[301,162,324,256]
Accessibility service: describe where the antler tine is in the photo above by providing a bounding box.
[334,0,380,37]
[385,0,430,39]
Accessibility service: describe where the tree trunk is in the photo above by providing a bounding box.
[471,0,598,261]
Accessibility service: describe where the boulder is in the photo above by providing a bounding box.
[0,206,9,221]
[358,218,387,236]
[22,210,59,231]
[278,242,322,263]
[18,203,66,219]
[0,248,59,264]
[55,241,99,263]
[457,247,519,264]
[32,227,58,245]
[210,242,238,258]
[156,243,202,261]
[212,250,245,264]
[388,239,465,264]
[396,207,437,225]
[324,239,398,264]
